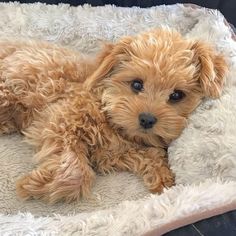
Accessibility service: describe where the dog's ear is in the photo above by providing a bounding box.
[84,37,132,91]
[191,41,228,98]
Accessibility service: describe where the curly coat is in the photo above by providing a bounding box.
[0,29,227,203]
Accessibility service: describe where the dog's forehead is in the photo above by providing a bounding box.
[130,31,191,54]
[116,31,198,89]
[126,45,196,89]
[127,33,194,71]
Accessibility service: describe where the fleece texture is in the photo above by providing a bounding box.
[0,2,236,235]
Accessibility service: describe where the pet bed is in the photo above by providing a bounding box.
[0,2,236,235]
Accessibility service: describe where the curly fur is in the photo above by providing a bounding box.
[0,29,227,203]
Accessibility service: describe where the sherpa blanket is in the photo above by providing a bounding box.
[0,2,236,236]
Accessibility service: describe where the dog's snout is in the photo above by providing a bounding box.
[139,112,157,129]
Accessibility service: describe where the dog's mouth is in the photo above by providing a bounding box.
[138,128,152,134]
[136,129,168,148]
[113,123,167,148]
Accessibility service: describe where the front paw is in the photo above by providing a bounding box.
[144,165,175,194]
[16,168,53,201]
[47,169,95,203]
[16,166,95,203]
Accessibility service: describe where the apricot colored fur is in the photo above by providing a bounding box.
[0,29,228,203]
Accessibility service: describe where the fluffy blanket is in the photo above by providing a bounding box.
[0,2,236,235]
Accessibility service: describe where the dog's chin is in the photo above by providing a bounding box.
[118,125,153,137]
[116,125,166,148]
[138,128,153,134]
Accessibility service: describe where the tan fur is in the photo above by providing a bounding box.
[0,29,228,203]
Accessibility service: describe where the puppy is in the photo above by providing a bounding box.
[0,29,227,203]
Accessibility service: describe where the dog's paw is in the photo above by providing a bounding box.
[143,165,175,194]
[46,170,95,203]
[16,176,33,201]
[16,168,53,201]
[16,166,95,203]
[160,166,175,189]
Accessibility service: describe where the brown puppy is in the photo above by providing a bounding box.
[0,29,227,203]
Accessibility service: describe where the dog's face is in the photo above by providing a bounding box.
[85,29,228,147]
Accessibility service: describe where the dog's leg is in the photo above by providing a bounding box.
[95,147,174,193]
[16,91,104,203]
[16,142,95,203]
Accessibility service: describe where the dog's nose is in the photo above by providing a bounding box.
[139,112,157,129]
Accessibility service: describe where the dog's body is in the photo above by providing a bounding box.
[0,29,227,203]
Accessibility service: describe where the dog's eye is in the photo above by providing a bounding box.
[131,79,143,93]
[169,90,185,102]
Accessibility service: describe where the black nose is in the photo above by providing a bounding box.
[139,112,157,129]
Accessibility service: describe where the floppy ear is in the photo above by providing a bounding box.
[191,41,228,98]
[84,37,132,91]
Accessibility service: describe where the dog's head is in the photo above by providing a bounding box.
[84,29,228,147]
